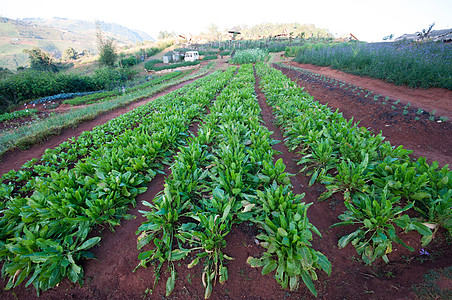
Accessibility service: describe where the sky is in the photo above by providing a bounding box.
[1,0,451,42]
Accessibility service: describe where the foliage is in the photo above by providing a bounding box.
[294,41,452,90]
[202,55,218,61]
[96,22,118,67]
[0,109,38,122]
[0,67,135,111]
[23,47,58,72]
[145,60,199,71]
[247,184,331,297]
[0,70,226,294]
[331,188,432,264]
[255,63,448,266]
[120,55,138,67]
[230,49,269,64]
[136,65,330,298]
[62,47,79,61]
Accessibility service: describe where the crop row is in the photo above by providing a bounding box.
[0,109,39,123]
[277,63,449,122]
[255,62,451,264]
[136,64,330,298]
[0,71,225,201]
[0,68,236,294]
[0,67,211,157]
[293,41,452,90]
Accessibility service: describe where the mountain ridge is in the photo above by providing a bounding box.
[0,17,154,70]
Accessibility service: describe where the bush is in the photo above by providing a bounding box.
[203,55,218,60]
[285,46,303,57]
[144,59,162,70]
[121,56,138,67]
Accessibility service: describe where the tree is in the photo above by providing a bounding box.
[23,47,58,72]
[96,21,118,67]
[383,34,394,41]
[207,23,220,41]
[158,31,176,40]
[63,47,78,61]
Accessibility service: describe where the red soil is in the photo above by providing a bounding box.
[0,62,451,299]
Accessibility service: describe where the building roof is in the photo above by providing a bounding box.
[395,28,452,42]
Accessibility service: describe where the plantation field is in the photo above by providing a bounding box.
[0,58,451,299]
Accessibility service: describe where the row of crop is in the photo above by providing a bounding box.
[293,41,452,90]
[277,63,449,122]
[0,69,233,203]
[144,60,200,72]
[229,48,269,64]
[255,63,451,265]
[0,69,236,294]
[62,71,184,106]
[0,66,210,157]
[136,64,330,298]
[0,109,38,123]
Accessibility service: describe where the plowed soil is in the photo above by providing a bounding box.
[0,61,451,300]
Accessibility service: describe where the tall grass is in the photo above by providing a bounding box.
[294,41,452,90]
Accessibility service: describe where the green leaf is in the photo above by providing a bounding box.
[410,221,433,237]
[289,275,299,291]
[72,263,82,274]
[338,230,361,249]
[232,188,241,195]
[262,259,277,275]
[277,227,288,237]
[188,257,199,268]
[170,249,187,261]
[219,266,228,284]
[411,192,431,200]
[75,237,101,252]
[165,268,176,297]
[221,203,232,223]
[247,257,264,268]
[300,269,317,297]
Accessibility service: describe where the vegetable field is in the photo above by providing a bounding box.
[0,59,451,299]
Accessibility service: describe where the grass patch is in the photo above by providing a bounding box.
[412,266,452,299]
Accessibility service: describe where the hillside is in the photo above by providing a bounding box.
[0,17,154,70]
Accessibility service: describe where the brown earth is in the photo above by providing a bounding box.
[0,60,451,299]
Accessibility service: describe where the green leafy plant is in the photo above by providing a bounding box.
[331,188,432,265]
[319,154,372,201]
[247,202,331,296]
